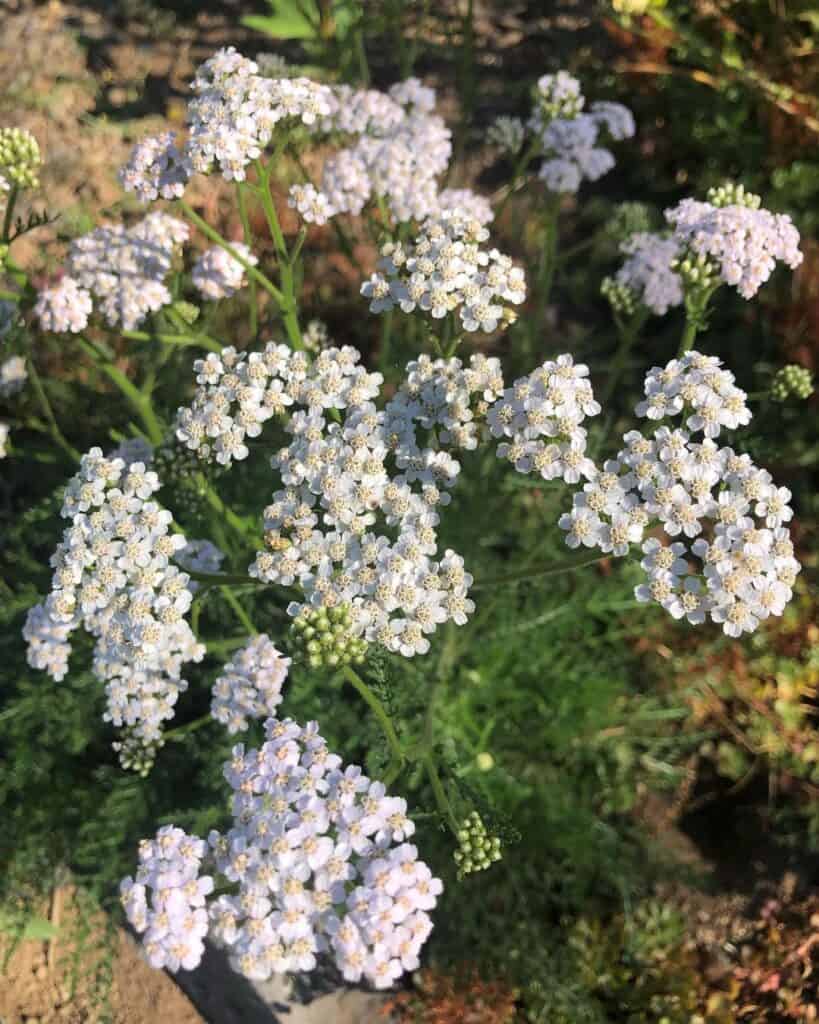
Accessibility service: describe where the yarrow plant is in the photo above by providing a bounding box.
[2,43,809,1003]
[121,719,442,988]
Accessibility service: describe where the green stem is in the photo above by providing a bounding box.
[184,567,262,586]
[253,161,303,350]
[194,470,263,547]
[472,552,606,590]
[678,317,700,357]
[24,353,81,463]
[538,198,560,319]
[75,337,164,445]
[178,199,285,307]
[165,713,212,742]
[236,183,258,339]
[425,756,460,834]
[221,587,258,635]
[122,329,223,354]
[2,184,19,243]
[342,665,405,781]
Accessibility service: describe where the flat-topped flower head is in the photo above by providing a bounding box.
[666,189,802,300]
[558,354,800,636]
[361,210,526,334]
[122,719,441,987]
[487,354,601,485]
[174,344,503,655]
[45,213,190,330]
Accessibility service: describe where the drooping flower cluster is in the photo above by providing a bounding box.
[120,826,213,972]
[36,213,189,332]
[486,354,601,484]
[173,343,509,655]
[211,634,290,733]
[522,71,635,195]
[22,603,74,681]
[121,719,442,986]
[559,352,801,636]
[360,210,526,334]
[0,126,41,191]
[191,243,257,301]
[25,447,205,760]
[666,187,802,300]
[605,232,683,317]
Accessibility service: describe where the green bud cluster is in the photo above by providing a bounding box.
[0,127,42,190]
[453,811,502,879]
[288,604,368,670]
[605,201,653,243]
[170,300,200,326]
[601,276,637,317]
[671,251,718,291]
[771,364,814,402]
[706,181,761,210]
[114,733,163,776]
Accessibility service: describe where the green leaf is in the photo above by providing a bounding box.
[242,0,319,41]
[0,911,58,941]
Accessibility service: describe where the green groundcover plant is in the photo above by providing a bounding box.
[1,36,816,1019]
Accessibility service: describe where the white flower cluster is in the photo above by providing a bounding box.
[530,71,585,126]
[36,213,189,332]
[635,351,751,436]
[25,447,205,756]
[614,232,683,316]
[666,196,803,299]
[119,131,192,203]
[538,102,634,194]
[521,71,634,194]
[174,343,506,655]
[33,276,94,334]
[287,183,335,226]
[316,79,453,224]
[121,47,334,195]
[486,354,601,484]
[208,718,440,986]
[211,634,290,734]
[121,826,214,972]
[559,352,800,636]
[0,354,27,396]
[191,243,257,301]
[360,210,526,334]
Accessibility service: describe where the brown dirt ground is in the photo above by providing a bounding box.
[0,889,203,1024]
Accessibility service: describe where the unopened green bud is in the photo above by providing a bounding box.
[0,127,41,191]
